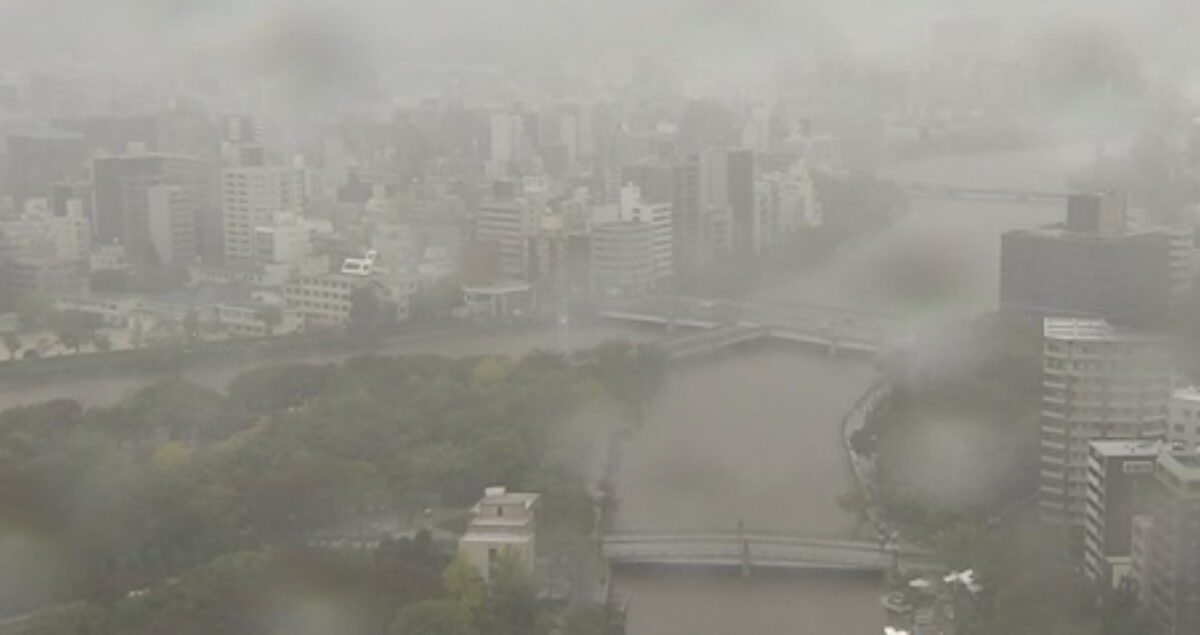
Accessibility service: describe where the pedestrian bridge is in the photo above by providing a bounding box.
[602,532,937,574]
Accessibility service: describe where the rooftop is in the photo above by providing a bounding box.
[1090,439,1162,458]
[463,281,533,294]
[1157,453,1200,483]
[1043,317,1163,343]
[1173,387,1200,402]
[460,532,534,545]
[477,486,539,509]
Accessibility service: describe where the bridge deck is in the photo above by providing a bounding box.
[603,533,936,573]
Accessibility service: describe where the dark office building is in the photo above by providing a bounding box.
[1083,440,1160,586]
[619,159,704,282]
[92,155,217,263]
[999,193,1190,325]
[726,150,755,256]
[5,130,88,209]
[49,180,93,219]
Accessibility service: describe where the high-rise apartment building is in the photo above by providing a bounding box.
[1039,318,1171,529]
[619,184,673,283]
[590,220,657,298]
[1144,453,1200,635]
[221,166,304,261]
[474,198,537,282]
[145,184,196,265]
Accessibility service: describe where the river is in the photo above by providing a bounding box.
[0,144,1091,635]
[612,144,1088,635]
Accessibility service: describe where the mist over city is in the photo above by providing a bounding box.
[1,2,1199,635]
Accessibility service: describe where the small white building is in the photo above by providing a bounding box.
[213,302,303,337]
[1168,387,1200,452]
[461,281,535,322]
[458,486,539,582]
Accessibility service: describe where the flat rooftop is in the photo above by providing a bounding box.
[1090,439,1162,458]
[1043,317,1163,342]
[1158,453,1200,483]
[1173,387,1200,402]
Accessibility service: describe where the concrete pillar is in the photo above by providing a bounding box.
[737,518,750,577]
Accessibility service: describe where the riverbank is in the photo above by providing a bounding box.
[840,378,891,539]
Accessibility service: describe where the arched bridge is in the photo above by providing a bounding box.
[599,295,902,357]
[602,531,936,574]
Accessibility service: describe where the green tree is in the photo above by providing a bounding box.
[588,341,666,427]
[24,600,109,635]
[484,550,538,635]
[391,599,478,635]
[226,364,334,415]
[443,553,486,619]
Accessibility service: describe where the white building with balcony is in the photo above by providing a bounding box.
[1039,318,1171,528]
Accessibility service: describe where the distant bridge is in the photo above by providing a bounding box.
[602,532,936,574]
[599,295,901,358]
[901,182,1069,204]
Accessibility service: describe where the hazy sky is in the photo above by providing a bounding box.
[2,0,1198,95]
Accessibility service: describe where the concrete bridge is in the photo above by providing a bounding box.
[602,531,936,575]
[599,295,900,357]
[901,182,1069,204]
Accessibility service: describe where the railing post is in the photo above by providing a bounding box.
[737,519,751,577]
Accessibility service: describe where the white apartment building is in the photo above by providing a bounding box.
[474,181,549,282]
[283,273,370,327]
[146,184,196,265]
[221,166,304,261]
[752,162,820,253]
[590,220,658,298]
[489,113,525,178]
[1040,318,1171,528]
[1168,387,1200,452]
[283,270,415,328]
[619,184,673,283]
[253,210,324,266]
[0,200,90,263]
[0,200,90,297]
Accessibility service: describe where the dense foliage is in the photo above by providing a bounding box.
[1,342,664,633]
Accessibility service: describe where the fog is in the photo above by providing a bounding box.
[3,1,1200,635]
